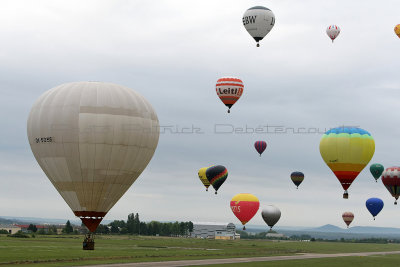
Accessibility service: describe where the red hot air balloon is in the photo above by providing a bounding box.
[342,212,354,228]
[381,167,400,205]
[230,193,260,230]
[216,77,244,113]
[254,141,267,157]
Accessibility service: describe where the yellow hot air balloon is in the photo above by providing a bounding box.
[395,24,400,38]
[198,167,211,191]
[319,127,375,199]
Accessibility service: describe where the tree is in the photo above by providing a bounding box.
[27,224,37,233]
[62,220,73,234]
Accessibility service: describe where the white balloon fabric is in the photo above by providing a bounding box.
[27,81,160,232]
[261,205,281,230]
[242,6,275,47]
[326,25,340,42]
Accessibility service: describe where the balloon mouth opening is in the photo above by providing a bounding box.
[74,211,106,232]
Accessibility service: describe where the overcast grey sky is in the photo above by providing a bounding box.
[1,0,400,229]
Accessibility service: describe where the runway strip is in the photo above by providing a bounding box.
[82,250,400,267]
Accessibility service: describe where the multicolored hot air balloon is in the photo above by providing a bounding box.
[326,25,340,42]
[319,127,375,199]
[242,6,275,47]
[230,193,260,230]
[198,167,211,191]
[395,24,400,39]
[216,77,244,113]
[366,198,384,220]
[206,165,228,194]
[27,82,160,248]
[254,141,267,157]
[290,171,304,189]
[342,212,354,228]
[370,163,384,182]
[381,167,400,205]
[261,205,281,230]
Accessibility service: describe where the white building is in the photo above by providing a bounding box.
[191,222,237,240]
[0,225,21,234]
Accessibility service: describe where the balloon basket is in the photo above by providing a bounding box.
[343,192,348,199]
[83,233,95,250]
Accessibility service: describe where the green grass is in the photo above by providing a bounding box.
[1,234,400,266]
[203,254,400,267]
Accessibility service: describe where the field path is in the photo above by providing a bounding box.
[82,250,400,267]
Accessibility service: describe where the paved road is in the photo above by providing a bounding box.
[83,250,400,267]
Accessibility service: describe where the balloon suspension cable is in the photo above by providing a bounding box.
[259,154,261,157]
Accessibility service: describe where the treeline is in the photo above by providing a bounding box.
[95,213,194,237]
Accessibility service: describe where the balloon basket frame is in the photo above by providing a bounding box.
[83,233,95,250]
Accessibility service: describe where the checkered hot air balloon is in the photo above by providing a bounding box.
[326,25,340,42]
[216,77,244,113]
[381,167,400,205]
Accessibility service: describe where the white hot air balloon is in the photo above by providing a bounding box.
[326,25,340,42]
[27,82,160,235]
[242,6,275,47]
[261,205,281,230]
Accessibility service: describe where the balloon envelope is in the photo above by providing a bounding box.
[290,171,304,189]
[254,141,267,156]
[216,77,244,113]
[326,25,340,42]
[198,167,211,191]
[370,163,384,181]
[206,165,228,194]
[261,205,281,229]
[319,127,375,198]
[342,212,354,228]
[366,198,384,219]
[381,167,400,204]
[27,82,160,232]
[243,6,275,47]
[230,193,260,228]
[395,24,400,38]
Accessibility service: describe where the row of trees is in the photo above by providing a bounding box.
[95,213,194,237]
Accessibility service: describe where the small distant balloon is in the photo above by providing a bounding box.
[381,167,400,205]
[198,167,211,191]
[370,163,384,182]
[254,141,267,156]
[243,6,275,47]
[326,25,340,42]
[342,212,354,228]
[395,24,400,39]
[290,171,304,189]
[206,165,228,194]
[261,205,281,230]
[366,198,384,220]
[216,77,244,113]
[230,193,260,230]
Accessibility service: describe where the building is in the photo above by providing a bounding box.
[0,225,21,234]
[191,222,237,240]
[266,232,286,238]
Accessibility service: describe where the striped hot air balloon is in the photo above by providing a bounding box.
[216,77,244,113]
[290,171,304,189]
[206,165,228,194]
[342,212,354,228]
[381,167,400,205]
[230,193,260,230]
[319,127,375,199]
[254,141,267,156]
[326,25,340,42]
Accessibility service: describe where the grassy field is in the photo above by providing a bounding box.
[1,234,400,266]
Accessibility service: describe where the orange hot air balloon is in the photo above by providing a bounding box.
[342,212,354,228]
[216,77,244,113]
[395,24,400,38]
[230,193,260,230]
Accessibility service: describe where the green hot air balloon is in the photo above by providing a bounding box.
[370,164,384,182]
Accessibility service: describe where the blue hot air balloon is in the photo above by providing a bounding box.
[366,198,384,220]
